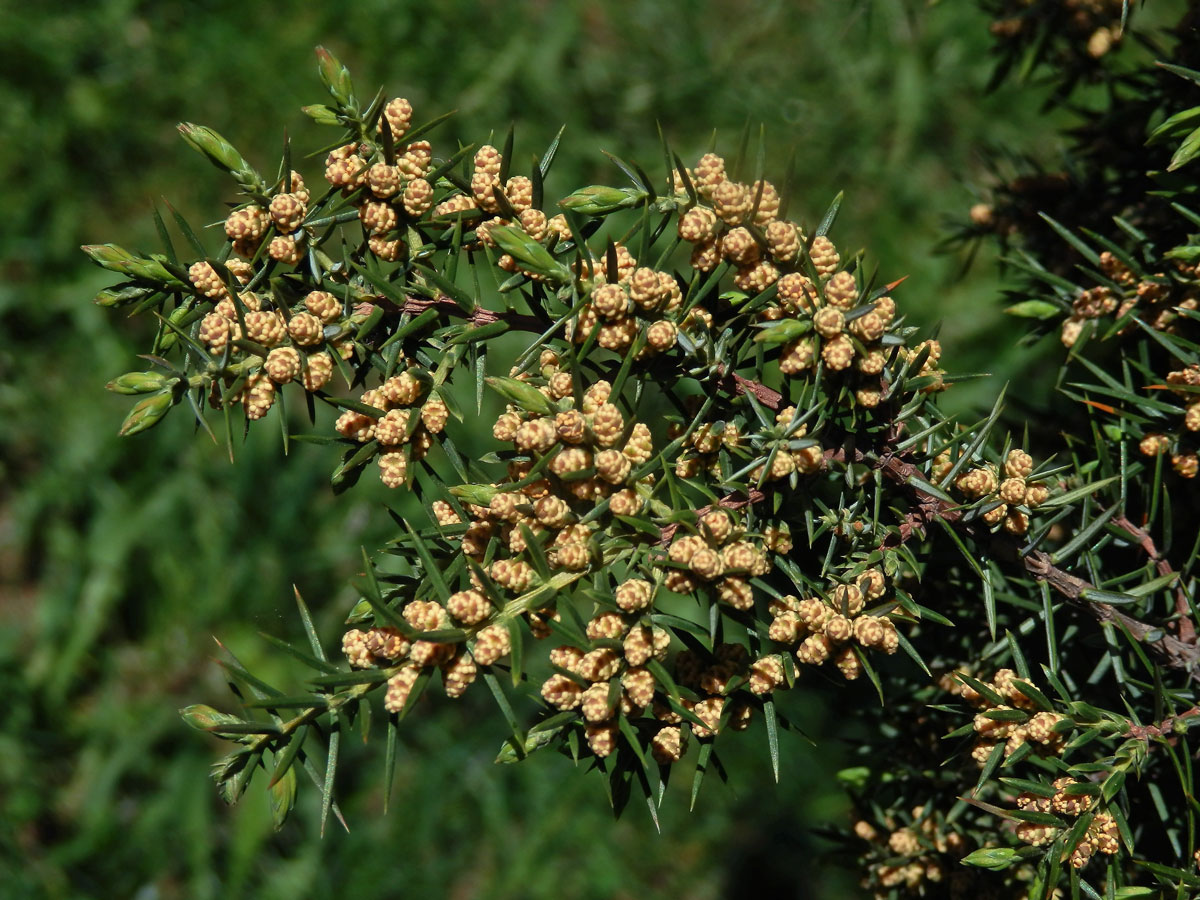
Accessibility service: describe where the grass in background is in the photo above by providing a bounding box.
[0,2,1072,896]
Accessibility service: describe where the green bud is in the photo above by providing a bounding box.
[1164,244,1200,261]
[754,318,813,344]
[80,244,184,287]
[1146,106,1200,146]
[485,375,558,416]
[177,123,264,193]
[140,254,185,286]
[93,283,156,308]
[154,303,199,354]
[81,242,137,268]
[178,123,249,176]
[835,766,871,790]
[217,776,247,806]
[106,371,170,395]
[211,749,252,784]
[495,727,561,764]
[559,185,647,216]
[302,103,343,127]
[315,46,355,111]
[448,320,510,345]
[269,765,297,830]
[449,483,500,507]
[720,289,751,307]
[212,750,254,804]
[1168,125,1200,172]
[960,847,1019,871]
[345,597,374,624]
[181,704,244,733]
[1101,424,1125,443]
[1004,299,1061,320]
[119,391,174,437]
[487,226,571,283]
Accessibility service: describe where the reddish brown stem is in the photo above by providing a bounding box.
[1125,706,1200,741]
[656,490,766,546]
[364,294,549,334]
[1112,514,1195,644]
[729,373,783,409]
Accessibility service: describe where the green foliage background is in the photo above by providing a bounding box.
[0,1,1096,896]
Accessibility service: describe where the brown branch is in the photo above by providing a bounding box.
[729,373,783,409]
[1014,550,1200,674]
[362,294,549,334]
[656,490,767,546]
[1125,706,1200,741]
[821,441,962,551]
[1112,514,1195,644]
[877,453,963,549]
[702,360,786,410]
[1020,550,1094,603]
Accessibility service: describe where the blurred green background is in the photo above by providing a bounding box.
[0,1,1078,896]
